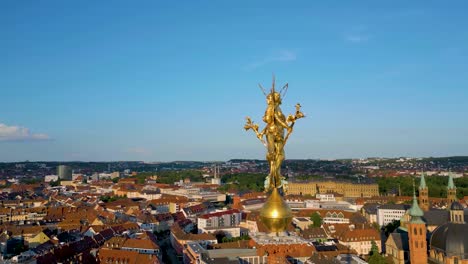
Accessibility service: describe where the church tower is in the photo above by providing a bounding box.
[447,172,457,204]
[418,172,429,211]
[408,184,427,264]
[450,201,465,224]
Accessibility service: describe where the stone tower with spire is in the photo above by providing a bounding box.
[408,183,428,264]
[447,172,457,204]
[418,172,429,211]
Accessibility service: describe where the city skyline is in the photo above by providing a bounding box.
[2,1,468,162]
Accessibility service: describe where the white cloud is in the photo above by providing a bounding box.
[126,147,151,155]
[0,123,50,141]
[344,25,371,44]
[245,50,297,70]
[345,34,369,43]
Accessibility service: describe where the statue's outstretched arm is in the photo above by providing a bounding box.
[244,117,267,147]
[283,104,305,143]
[294,103,305,120]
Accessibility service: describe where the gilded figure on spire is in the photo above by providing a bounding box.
[244,76,305,192]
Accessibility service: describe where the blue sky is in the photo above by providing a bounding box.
[1,1,468,162]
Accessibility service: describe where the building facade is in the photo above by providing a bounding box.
[287,181,379,198]
[197,209,241,232]
[57,165,72,180]
[377,204,410,226]
[335,228,381,256]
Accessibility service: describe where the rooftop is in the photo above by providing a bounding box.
[199,209,240,219]
[378,204,410,210]
[251,232,309,245]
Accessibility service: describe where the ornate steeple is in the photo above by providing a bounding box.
[447,171,455,189]
[408,180,428,264]
[447,171,457,204]
[419,172,427,189]
[410,181,424,223]
[418,172,429,211]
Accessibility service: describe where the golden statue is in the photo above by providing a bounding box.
[244,76,305,234]
[244,77,305,193]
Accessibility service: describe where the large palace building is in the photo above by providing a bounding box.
[286,180,379,198]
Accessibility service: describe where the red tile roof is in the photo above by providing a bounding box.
[122,238,159,250]
[98,248,159,264]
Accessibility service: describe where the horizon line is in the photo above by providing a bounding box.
[2,155,468,163]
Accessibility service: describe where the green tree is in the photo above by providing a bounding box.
[50,179,61,187]
[310,212,322,227]
[219,173,266,192]
[369,240,379,255]
[368,240,387,264]
[21,178,41,184]
[214,231,227,243]
[13,243,26,255]
[377,175,468,199]
[100,195,126,203]
[240,235,251,240]
[383,220,400,237]
[371,222,380,231]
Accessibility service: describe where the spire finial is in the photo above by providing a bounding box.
[448,170,456,189]
[409,178,424,219]
[419,171,427,189]
[271,73,276,93]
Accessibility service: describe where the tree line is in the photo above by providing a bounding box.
[377,175,467,199]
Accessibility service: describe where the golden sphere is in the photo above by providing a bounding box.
[259,187,292,233]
